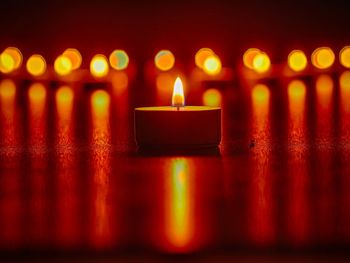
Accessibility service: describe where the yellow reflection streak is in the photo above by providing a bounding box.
[55,85,77,245]
[165,158,194,249]
[287,79,309,244]
[250,83,274,244]
[288,80,306,122]
[56,86,74,144]
[90,90,112,247]
[202,88,222,107]
[340,71,350,114]
[0,79,17,152]
[252,84,270,130]
[316,74,333,109]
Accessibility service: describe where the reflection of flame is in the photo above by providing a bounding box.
[316,74,333,109]
[340,71,350,114]
[172,77,185,107]
[0,79,16,152]
[55,85,77,245]
[28,82,46,150]
[90,90,112,247]
[165,158,194,249]
[287,79,310,244]
[252,84,270,132]
[250,83,274,244]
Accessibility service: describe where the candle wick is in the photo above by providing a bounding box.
[177,106,180,111]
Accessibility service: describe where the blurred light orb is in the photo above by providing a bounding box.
[91,90,110,109]
[0,79,16,99]
[0,52,15,73]
[54,55,73,76]
[195,48,215,69]
[26,54,47,76]
[252,52,271,73]
[155,50,175,71]
[109,49,129,70]
[90,54,109,78]
[0,47,23,73]
[288,50,307,72]
[340,46,350,68]
[62,48,82,70]
[340,71,350,89]
[288,80,306,99]
[202,88,222,107]
[203,55,222,75]
[243,48,261,70]
[252,84,270,102]
[28,82,46,101]
[311,47,335,69]
[56,86,74,105]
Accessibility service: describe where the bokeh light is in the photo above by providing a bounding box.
[202,88,222,107]
[28,82,46,102]
[155,50,175,71]
[90,54,109,78]
[316,74,333,109]
[62,48,82,70]
[340,71,350,113]
[243,48,261,70]
[203,55,222,75]
[109,50,129,70]
[252,52,271,73]
[0,79,16,100]
[0,47,22,73]
[0,52,15,73]
[54,55,73,76]
[195,48,214,69]
[340,71,350,90]
[56,86,74,106]
[26,54,47,76]
[340,46,350,68]
[288,50,307,72]
[311,47,335,69]
[91,90,110,118]
[252,84,270,103]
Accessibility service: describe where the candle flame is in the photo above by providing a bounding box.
[172,77,185,107]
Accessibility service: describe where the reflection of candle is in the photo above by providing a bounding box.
[165,158,194,249]
[135,76,221,148]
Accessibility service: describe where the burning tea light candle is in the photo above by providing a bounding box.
[135,77,221,148]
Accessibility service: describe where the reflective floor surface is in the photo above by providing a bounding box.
[1,69,350,261]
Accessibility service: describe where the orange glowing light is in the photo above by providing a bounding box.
[165,158,194,248]
[109,49,129,70]
[0,79,16,100]
[54,55,73,76]
[316,74,333,108]
[288,50,307,72]
[26,54,46,76]
[91,90,110,118]
[62,48,82,70]
[340,46,350,68]
[90,54,109,78]
[252,52,271,73]
[203,55,222,75]
[202,88,222,107]
[252,84,270,111]
[0,47,22,73]
[340,71,350,113]
[0,52,15,73]
[28,82,46,102]
[243,48,261,70]
[195,48,215,69]
[155,50,175,71]
[288,80,306,118]
[172,77,185,107]
[56,86,74,110]
[311,47,335,69]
